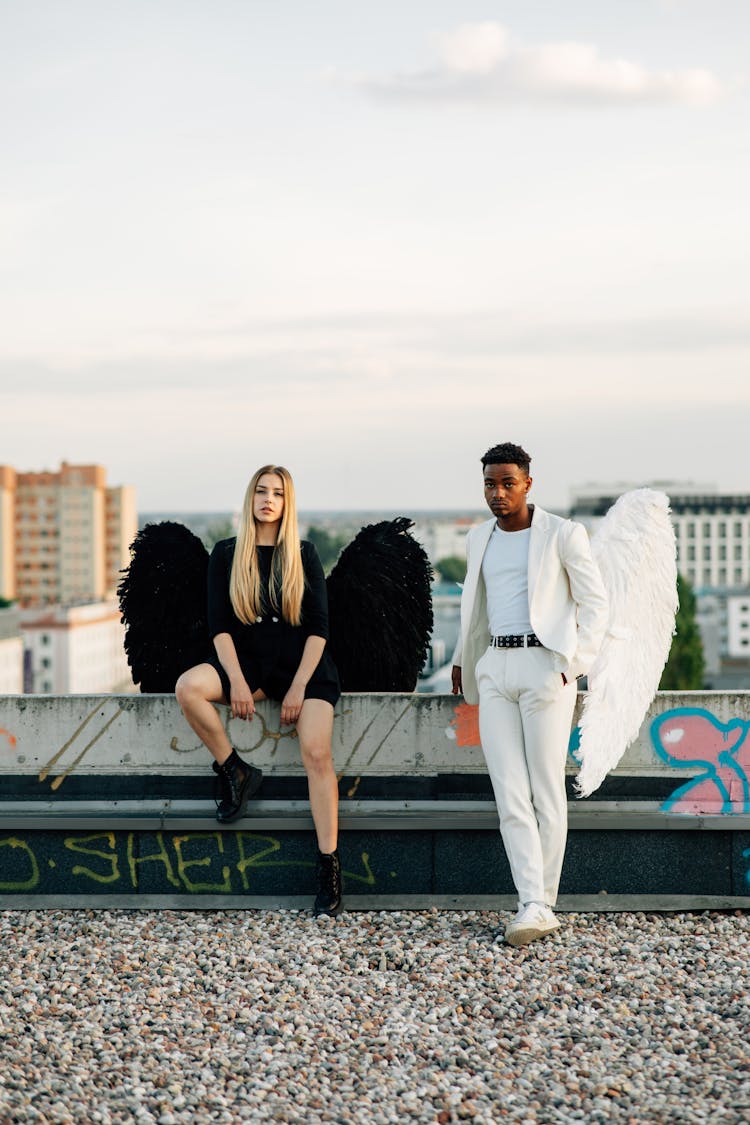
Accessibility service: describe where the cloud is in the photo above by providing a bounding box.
[353,21,728,107]
[3,306,749,385]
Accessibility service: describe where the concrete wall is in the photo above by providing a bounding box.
[2,691,750,901]
[1,691,750,815]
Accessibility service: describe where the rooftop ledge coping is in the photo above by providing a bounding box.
[1,690,749,821]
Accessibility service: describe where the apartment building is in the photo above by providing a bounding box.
[0,605,23,693]
[411,515,484,567]
[21,600,132,694]
[0,462,137,608]
[570,482,750,667]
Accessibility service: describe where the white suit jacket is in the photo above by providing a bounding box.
[452,506,609,705]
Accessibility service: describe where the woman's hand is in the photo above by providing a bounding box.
[280,682,306,727]
[230,677,255,721]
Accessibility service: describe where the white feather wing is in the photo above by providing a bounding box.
[575,489,678,797]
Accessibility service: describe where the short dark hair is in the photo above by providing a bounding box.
[481,443,531,475]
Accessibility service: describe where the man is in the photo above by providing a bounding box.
[452,443,608,946]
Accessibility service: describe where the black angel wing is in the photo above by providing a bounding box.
[325,517,433,692]
[117,521,210,692]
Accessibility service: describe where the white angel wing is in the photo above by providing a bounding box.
[575,488,678,797]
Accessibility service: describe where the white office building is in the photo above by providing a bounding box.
[21,600,133,694]
[0,606,23,693]
[570,482,750,678]
[411,516,484,567]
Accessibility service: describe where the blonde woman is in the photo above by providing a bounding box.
[176,465,342,916]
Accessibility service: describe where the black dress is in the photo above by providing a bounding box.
[206,538,340,707]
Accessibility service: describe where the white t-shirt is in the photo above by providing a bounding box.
[482,525,533,636]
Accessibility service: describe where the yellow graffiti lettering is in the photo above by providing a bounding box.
[347,851,376,887]
[342,851,376,887]
[235,833,285,891]
[0,837,40,891]
[173,833,232,893]
[127,832,180,889]
[40,703,123,789]
[64,832,120,885]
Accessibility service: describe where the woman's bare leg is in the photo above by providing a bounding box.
[296,699,338,854]
[175,664,232,762]
[176,664,268,763]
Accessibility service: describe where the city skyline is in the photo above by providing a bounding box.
[3,1,749,512]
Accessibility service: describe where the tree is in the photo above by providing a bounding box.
[306,525,351,573]
[203,519,235,550]
[659,573,705,690]
[435,556,466,584]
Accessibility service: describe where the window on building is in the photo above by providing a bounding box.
[736,545,743,560]
[703,569,711,585]
[735,569,743,583]
[719,522,727,538]
[687,522,695,538]
[703,545,711,560]
[734,522,743,536]
[718,568,727,584]
[719,545,727,560]
[687,545,695,561]
[702,522,711,537]
[41,634,50,646]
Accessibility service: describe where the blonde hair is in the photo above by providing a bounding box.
[229,465,305,626]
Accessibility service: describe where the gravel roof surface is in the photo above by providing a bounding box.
[0,908,748,1124]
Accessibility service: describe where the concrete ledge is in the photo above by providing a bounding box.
[2,798,750,832]
[3,692,750,903]
[1,893,748,912]
[2,690,750,790]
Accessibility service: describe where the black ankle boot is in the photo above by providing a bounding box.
[313,849,343,917]
[212,750,262,823]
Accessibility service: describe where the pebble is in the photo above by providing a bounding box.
[0,909,748,1122]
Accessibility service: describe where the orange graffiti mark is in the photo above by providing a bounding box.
[0,728,18,750]
[451,702,480,747]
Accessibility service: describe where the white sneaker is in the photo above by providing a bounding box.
[504,902,560,947]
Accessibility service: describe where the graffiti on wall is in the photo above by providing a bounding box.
[651,708,750,815]
[0,831,379,894]
[6,697,421,792]
[39,703,125,790]
[14,701,296,792]
[169,709,300,757]
[5,697,750,816]
[447,702,480,747]
[504,701,750,818]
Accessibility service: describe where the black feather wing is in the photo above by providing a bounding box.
[325,518,433,691]
[117,521,210,693]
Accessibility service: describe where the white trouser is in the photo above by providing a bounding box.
[476,645,577,907]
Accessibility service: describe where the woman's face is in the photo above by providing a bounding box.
[253,472,285,528]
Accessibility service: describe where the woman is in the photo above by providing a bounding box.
[175,465,342,916]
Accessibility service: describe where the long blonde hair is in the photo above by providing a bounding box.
[229,465,305,626]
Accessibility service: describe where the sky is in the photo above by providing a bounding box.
[2,0,749,513]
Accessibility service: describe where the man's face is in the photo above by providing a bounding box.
[483,463,532,522]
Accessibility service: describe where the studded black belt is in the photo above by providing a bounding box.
[489,633,542,649]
